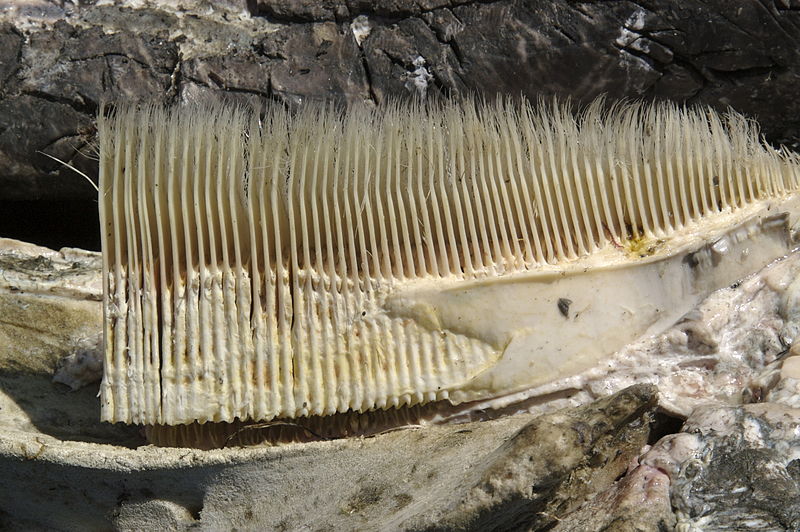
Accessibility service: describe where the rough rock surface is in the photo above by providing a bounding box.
[550,459,675,532]
[0,237,101,375]
[1,0,799,201]
[644,403,800,531]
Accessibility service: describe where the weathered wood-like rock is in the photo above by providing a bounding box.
[1,369,661,530]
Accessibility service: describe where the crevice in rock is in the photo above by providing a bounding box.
[647,410,685,445]
[165,53,182,104]
[21,89,97,116]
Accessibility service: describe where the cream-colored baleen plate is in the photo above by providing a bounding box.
[98,98,800,425]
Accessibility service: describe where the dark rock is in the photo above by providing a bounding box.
[183,54,271,97]
[652,64,704,100]
[22,20,178,112]
[267,22,371,105]
[0,95,95,201]
[0,14,179,201]
[0,23,23,94]
[248,0,467,22]
[1,0,799,208]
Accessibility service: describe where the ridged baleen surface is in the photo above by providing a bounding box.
[99,98,800,425]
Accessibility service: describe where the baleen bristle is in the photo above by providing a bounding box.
[98,97,800,425]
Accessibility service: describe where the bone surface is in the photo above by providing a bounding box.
[98,98,800,425]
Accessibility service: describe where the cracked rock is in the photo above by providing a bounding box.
[1,0,799,204]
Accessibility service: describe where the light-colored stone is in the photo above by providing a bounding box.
[1,382,659,531]
[0,238,101,376]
